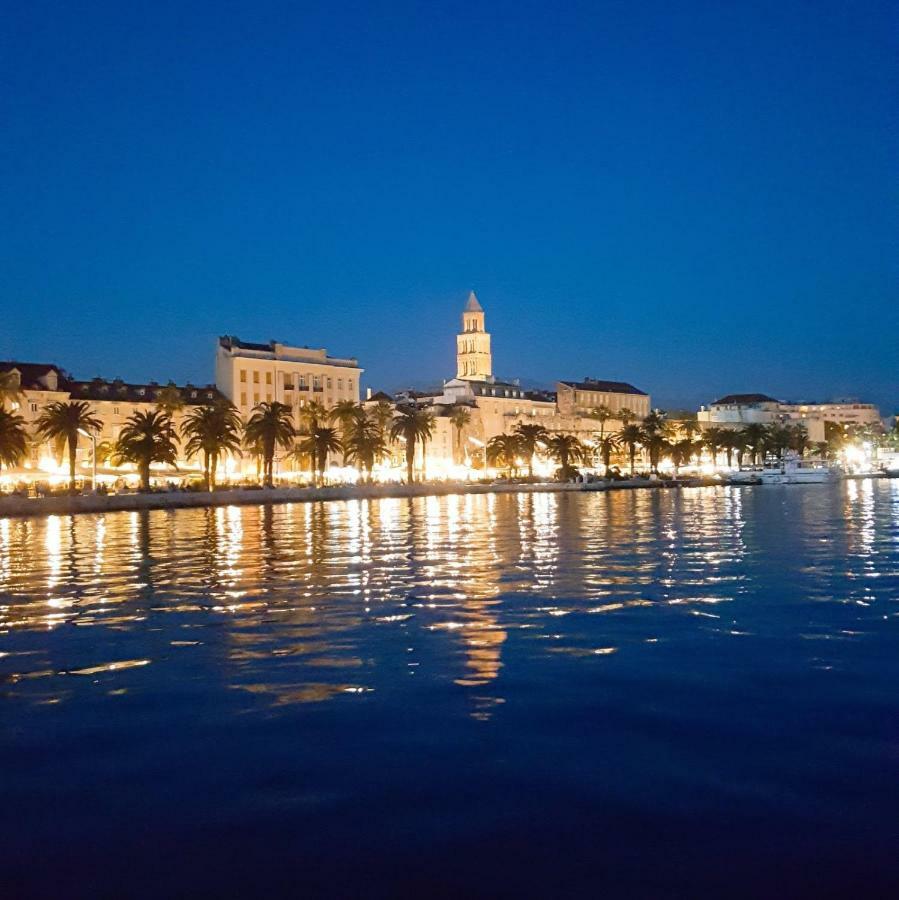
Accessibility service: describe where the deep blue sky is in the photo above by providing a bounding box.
[1,1,896,411]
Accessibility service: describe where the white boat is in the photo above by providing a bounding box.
[727,453,833,485]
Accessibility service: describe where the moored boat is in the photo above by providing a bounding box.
[727,453,833,485]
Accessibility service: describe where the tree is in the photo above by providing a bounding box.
[35,401,102,492]
[719,430,741,468]
[702,426,726,468]
[742,423,768,465]
[449,404,472,464]
[181,399,243,490]
[243,401,296,487]
[587,405,613,442]
[0,372,24,411]
[789,423,810,457]
[330,400,362,464]
[544,433,586,480]
[678,417,701,440]
[344,415,387,481]
[640,412,674,473]
[389,406,434,483]
[596,433,620,477]
[0,408,28,471]
[115,409,179,490]
[296,427,343,485]
[513,422,548,477]
[299,400,329,433]
[617,423,644,476]
[370,399,394,440]
[670,438,695,475]
[618,407,636,426]
[486,433,523,477]
[765,424,793,459]
[155,383,185,417]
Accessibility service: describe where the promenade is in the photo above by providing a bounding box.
[0,477,685,519]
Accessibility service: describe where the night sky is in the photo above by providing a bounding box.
[2,1,895,412]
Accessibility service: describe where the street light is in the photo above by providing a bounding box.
[78,427,98,492]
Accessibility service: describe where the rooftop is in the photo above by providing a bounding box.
[464,291,483,313]
[712,393,780,405]
[218,335,360,368]
[558,379,648,397]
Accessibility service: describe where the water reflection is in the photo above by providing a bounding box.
[1,483,897,716]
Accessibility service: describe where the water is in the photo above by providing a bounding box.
[1,482,897,898]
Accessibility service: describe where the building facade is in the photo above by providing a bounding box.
[697,393,883,443]
[0,360,222,483]
[215,336,363,418]
[556,379,650,419]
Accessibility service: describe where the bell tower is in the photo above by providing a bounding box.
[456,291,492,380]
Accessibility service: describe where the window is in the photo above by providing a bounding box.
[266,393,271,402]
[327,378,332,389]
[266,372,272,385]
[113,406,120,415]
[240,392,247,406]
[348,380,353,392]
[253,372,259,384]
[31,403,38,413]
[338,379,343,391]
[240,370,247,383]
[253,393,259,404]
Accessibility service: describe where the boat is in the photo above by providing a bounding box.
[727,453,833,485]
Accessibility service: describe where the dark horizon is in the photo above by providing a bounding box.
[2,2,896,413]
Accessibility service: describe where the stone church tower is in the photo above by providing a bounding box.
[456,291,492,380]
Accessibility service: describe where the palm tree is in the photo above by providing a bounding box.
[330,400,363,464]
[181,400,243,490]
[344,416,387,481]
[243,401,296,487]
[114,410,179,490]
[742,423,768,465]
[617,407,636,427]
[587,405,613,442]
[155,383,185,416]
[448,404,472,464]
[486,433,523,477]
[670,438,695,476]
[0,408,28,471]
[513,422,548,477]
[0,372,24,410]
[789,423,810,457]
[679,417,701,440]
[389,406,435,483]
[299,400,329,433]
[296,427,343,485]
[640,412,673,473]
[545,433,586,479]
[596,433,620,477]
[35,401,102,492]
[719,430,741,468]
[617,423,644,476]
[370,399,394,439]
[766,424,793,459]
[702,426,726,468]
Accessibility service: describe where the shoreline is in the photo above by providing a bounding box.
[0,477,696,519]
[0,473,882,520]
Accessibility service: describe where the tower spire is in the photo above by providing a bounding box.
[456,292,492,380]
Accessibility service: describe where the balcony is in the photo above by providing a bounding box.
[313,386,324,393]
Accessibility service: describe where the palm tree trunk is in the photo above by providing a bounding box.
[141,460,150,491]
[406,442,414,484]
[210,453,218,490]
[68,436,77,493]
[629,445,636,476]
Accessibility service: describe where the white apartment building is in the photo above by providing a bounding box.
[697,393,882,443]
[215,336,363,418]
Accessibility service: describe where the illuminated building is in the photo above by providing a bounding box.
[215,335,362,418]
[697,393,882,442]
[556,378,651,419]
[456,291,492,380]
[0,360,223,484]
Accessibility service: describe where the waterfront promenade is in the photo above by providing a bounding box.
[0,477,688,519]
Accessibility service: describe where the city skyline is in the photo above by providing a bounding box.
[2,2,895,412]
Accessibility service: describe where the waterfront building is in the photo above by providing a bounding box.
[697,393,882,442]
[556,378,650,419]
[215,335,362,418]
[0,360,222,484]
[379,294,652,473]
